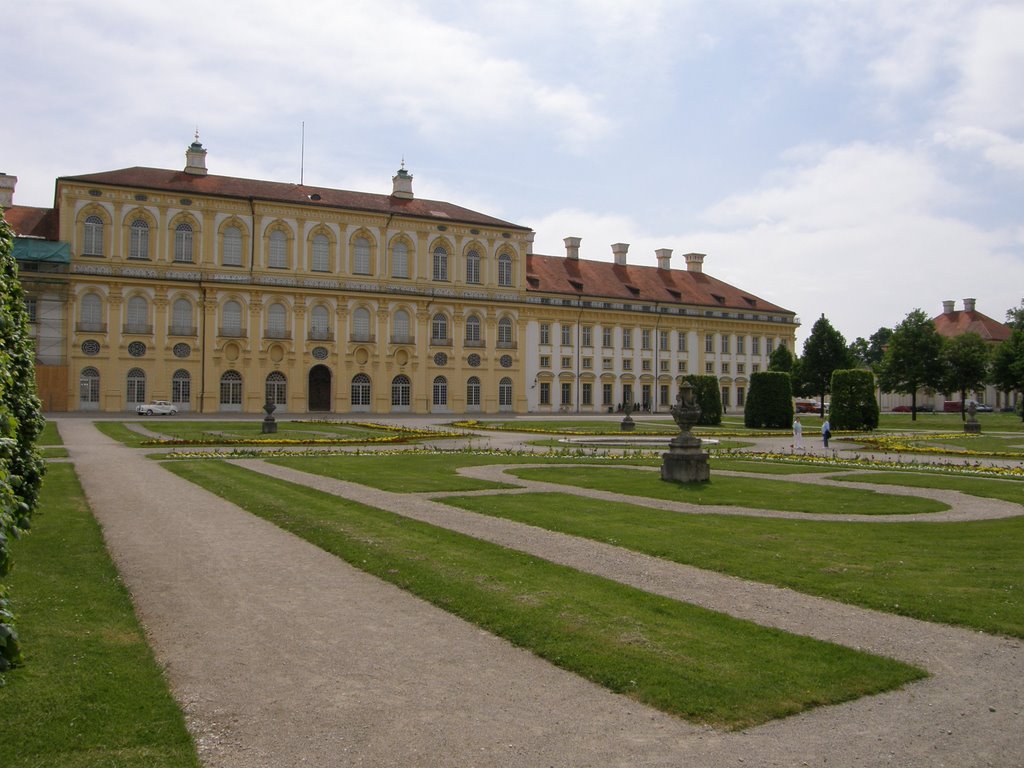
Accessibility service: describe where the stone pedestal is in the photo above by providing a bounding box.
[964,420,981,434]
[620,415,635,432]
[661,433,709,483]
[261,401,278,434]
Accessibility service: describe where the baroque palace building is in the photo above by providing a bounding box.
[3,139,799,416]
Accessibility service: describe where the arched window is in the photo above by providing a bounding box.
[432,245,448,281]
[126,367,146,404]
[310,305,330,340]
[266,371,287,405]
[391,241,409,278]
[497,317,513,346]
[84,215,104,256]
[466,376,481,407]
[172,369,191,405]
[351,373,371,407]
[465,249,481,284]
[391,375,411,407]
[499,377,513,408]
[80,367,100,405]
[220,370,243,406]
[353,236,371,274]
[432,375,448,406]
[392,309,411,343]
[126,296,149,333]
[171,298,192,335]
[223,225,243,266]
[174,222,194,262]
[431,313,448,343]
[80,293,103,330]
[465,314,481,344]
[498,253,513,286]
[268,230,287,268]
[352,307,372,341]
[222,300,242,336]
[267,303,287,338]
[129,218,149,259]
[311,234,329,272]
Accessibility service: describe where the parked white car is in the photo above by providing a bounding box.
[135,400,178,416]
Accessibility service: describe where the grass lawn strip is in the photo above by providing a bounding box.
[442,490,1024,638]
[508,466,948,516]
[0,463,200,768]
[166,459,923,729]
[835,472,1024,505]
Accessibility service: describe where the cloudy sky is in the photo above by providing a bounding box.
[5,0,1023,346]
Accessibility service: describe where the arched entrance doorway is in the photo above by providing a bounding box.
[308,365,332,412]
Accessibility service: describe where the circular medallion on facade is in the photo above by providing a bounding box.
[355,347,369,365]
[81,339,101,356]
[395,349,409,366]
[269,344,285,363]
[312,346,329,360]
[433,352,448,366]
[173,342,191,359]
[127,341,147,357]
[500,354,513,368]
[467,353,481,367]
[224,342,240,362]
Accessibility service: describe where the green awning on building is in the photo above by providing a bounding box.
[13,237,70,263]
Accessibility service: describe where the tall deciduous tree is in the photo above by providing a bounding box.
[878,309,944,421]
[939,333,990,420]
[1006,301,1024,332]
[768,344,796,372]
[850,327,893,369]
[799,314,852,417]
[991,329,1024,422]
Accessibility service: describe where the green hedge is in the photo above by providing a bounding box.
[0,215,46,674]
[830,369,879,430]
[681,375,723,426]
[745,371,794,428]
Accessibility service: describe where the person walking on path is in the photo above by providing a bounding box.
[822,418,832,448]
[792,416,803,450]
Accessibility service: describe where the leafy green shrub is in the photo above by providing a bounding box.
[745,371,794,428]
[0,215,46,674]
[830,369,879,430]
[681,375,722,425]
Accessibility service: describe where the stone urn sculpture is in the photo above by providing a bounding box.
[964,400,981,434]
[261,399,278,434]
[620,398,635,432]
[661,381,710,483]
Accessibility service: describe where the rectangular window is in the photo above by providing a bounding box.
[539,382,550,405]
[561,356,572,368]
[705,334,713,353]
[752,363,760,373]
[561,382,572,406]
[736,386,746,407]
[561,325,572,346]
[622,359,632,371]
[582,382,593,406]
[659,330,669,351]
[678,360,687,372]
[705,361,714,373]
[721,362,730,374]
[659,360,669,372]
[25,298,37,323]
[582,357,592,369]
[602,327,612,348]
[752,337,761,355]
[641,359,651,372]
[602,383,613,406]
[622,329,632,349]
[767,338,775,353]
[660,384,669,406]
[721,336,730,354]
[678,333,687,353]
[737,362,745,374]
[540,355,550,368]
[736,336,745,354]
[582,326,592,347]
[641,329,651,350]
[602,358,613,370]
[540,323,550,345]
[721,386,730,408]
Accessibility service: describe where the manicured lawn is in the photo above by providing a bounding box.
[837,472,1024,504]
[876,412,1024,432]
[711,458,838,474]
[38,420,68,458]
[443,491,1024,637]
[0,464,199,768]
[508,466,948,515]
[269,451,658,493]
[167,460,924,729]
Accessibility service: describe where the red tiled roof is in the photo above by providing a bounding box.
[59,167,529,231]
[526,253,794,314]
[932,310,1011,342]
[3,205,59,240]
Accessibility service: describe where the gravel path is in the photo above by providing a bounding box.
[56,418,1024,767]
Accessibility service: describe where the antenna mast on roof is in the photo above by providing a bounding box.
[300,121,305,186]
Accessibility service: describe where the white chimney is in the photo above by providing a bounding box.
[656,248,672,270]
[942,300,955,314]
[0,173,15,208]
[684,252,705,273]
[963,298,976,313]
[526,231,535,255]
[564,236,581,260]
[392,164,414,199]
[184,134,208,176]
[611,242,629,266]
